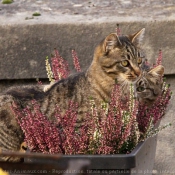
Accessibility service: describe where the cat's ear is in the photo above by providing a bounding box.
[103,33,122,53]
[129,28,145,46]
[148,65,164,77]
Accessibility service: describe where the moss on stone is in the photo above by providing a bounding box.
[32,12,41,16]
[2,0,13,4]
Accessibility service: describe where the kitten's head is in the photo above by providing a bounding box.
[94,28,145,85]
[135,65,164,106]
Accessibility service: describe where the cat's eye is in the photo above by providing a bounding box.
[136,86,145,92]
[121,60,130,67]
[137,57,142,64]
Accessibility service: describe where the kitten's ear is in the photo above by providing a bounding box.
[148,65,164,77]
[129,28,145,46]
[103,33,122,53]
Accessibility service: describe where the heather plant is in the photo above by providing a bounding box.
[45,49,69,83]
[45,49,81,84]
[137,80,171,139]
[11,100,62,154]
[93,84,139,154]
[12,82,141,154]
[12,100,90,154]
[155,49,163,67]
[11,34,171,154]
[72,49,81,72]
[45,56,54,82]
[116,24,121,36]
[12,74,171,154]
[137,49,171,139]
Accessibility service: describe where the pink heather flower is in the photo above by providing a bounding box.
[11,100,62,154]
[10,48,171,155]
[143,49,162,69]
[72,49,81,72]
[14,100,89,155]
[142,59,151,71]
[91,84,139,154]
[137,82,171,135]
[60,101,90,155]
[51,49,69,81]
[11,79,171,155]
[36,78,42,85]
[116,24,121,36]
[155,49,162,66]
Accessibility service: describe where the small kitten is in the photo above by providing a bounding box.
[135,65,164,106]
[0,29,145,161]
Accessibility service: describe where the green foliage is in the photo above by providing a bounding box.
[2,0,13,4]
[32,12,41,16]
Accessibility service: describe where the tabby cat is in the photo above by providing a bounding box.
[135,65,164,106]
[0,29,145,161]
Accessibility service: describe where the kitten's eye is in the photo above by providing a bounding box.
[137,57,142,64]
[136,86,145,92]
[121,60,130,67]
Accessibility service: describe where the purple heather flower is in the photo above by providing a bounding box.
[10,49,171,155]
[51,49,69,80]
[72,49,81,72]
[116,24,121,36]
[155,49,162,66]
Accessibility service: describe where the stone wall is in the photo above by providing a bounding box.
[0,0,175,174]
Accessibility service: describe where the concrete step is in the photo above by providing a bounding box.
[0,0,175,79]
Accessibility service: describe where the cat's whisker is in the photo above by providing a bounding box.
[120,79,130,95]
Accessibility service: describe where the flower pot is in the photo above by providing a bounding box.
[57,135,158,175]
[0,133,157,175]
[0,152,90,175]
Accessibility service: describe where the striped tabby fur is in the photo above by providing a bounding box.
[135,65,164,106]
[0,29,145,161]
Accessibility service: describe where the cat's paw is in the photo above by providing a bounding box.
[20,142,27,153]
[43,82,55,92]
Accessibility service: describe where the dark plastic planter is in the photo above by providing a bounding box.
[58,135,158,175]
[0,135,158,175]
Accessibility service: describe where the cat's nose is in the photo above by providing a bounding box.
[134,68,141,77]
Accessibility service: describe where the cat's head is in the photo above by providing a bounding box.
[135,65,164,106]
[93,28,145,85]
